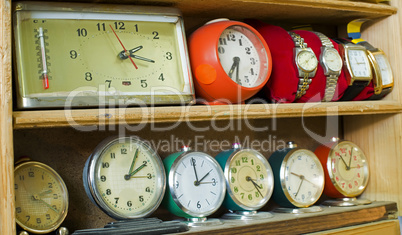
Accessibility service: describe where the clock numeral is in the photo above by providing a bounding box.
[85,72,92,81]
[218,46,225,54]
[121,148,127,154]
[146,187,151,192]
[245,47,251,55]
[19,175,24,181]
[70,50,77,59]
[175,181,179,188]
[77,28,87,37]
[190,158,196,167]
[197,201,201,209]
[134,24,139,32]
[141,80,148,88]
[219,38,227,45]
[114,21,125,30]
[139,195,144,202]
[106,189,111,195]
[105,80,112,88]
[234,186,238,193]
[36,218,41,224]
[226,33,235,41]
[147,173,152,179]
[235,160,240,166]
[165,52,173,60]
[102,162,109,168]
[248,194,252,200]
[240,193,244,199]
[52,205,58,211]
[260,174,264,180]
[250,57,256,65]
[53,194,58,199]
[212,178,216,186]
[96,23,106,31]
[46,214,51,220]
[115,197,119,204]
[28,172,34,177]
[100,175,106,182]
[231,167,237,174]
[26,216,30,222]
[153,31,159,39]
[255,191,260,198]
[250,68,255,76]
[238,39,243,46]
[127,201,132,207]
[111,153,116,159]
[48,183,53,188]
[256,165,261,172]
[158,73,165,81]
[16,207,21,213]
[231,177,235,183]
[14,184,18,190]
[241,157,248,163]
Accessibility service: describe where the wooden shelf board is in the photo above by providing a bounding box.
[12,101,402,129]
[182,201,398,235]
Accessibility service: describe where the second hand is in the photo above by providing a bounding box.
[109,25,138,69]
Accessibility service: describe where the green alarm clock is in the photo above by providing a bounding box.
[268,142,325,213]
[162,146,226,227]
[215,143,274,220]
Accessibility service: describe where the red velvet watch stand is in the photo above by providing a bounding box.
[246,19,348,103]
[352,81,374,101]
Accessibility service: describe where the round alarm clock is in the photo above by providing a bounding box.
[215,143,274,220]
[268,142,325,213]
[83,136,166,219]
[14,157,69,234]
[188,19,272,104]
[315,138,370,206]
[162,146,226,227]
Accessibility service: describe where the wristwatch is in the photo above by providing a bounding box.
[313,32,342,102]
[338,42,372,101]
[288,31,318,100]
[359,42,393,100]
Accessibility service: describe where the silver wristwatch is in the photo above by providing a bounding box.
[288,31,318,100]
[313,32,343,102]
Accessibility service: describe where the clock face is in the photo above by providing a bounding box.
[323,48,342,72]
[328,141,369,197]
[217,25,269,88]
[374,53,393,86]
[347,49,371,78]
[296,50,318,72]
[170,152,225,217]
[84,136,165,219]
[282,149,325,208]
[226,149,273,210]
[14,162,69,234]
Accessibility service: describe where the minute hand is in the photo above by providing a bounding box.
[129,163,147,177]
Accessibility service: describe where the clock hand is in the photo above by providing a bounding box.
[39,189,53,196]
[130,55,155,63]
[128,162,147,177]
[228,57,240,79]
[294,177,304,197]
[246,176,263,197]
[339,153,349,170]
[125,149,139,180]
[291,172,319,188]
[348,148,353,169]
[109,24,138,69]
[32,194,59,213]
[119,46,143,59]
[198,169,213,183]
[191,157,199,185]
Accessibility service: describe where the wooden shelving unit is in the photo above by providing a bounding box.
[1,0,402,234]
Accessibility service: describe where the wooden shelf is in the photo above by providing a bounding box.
[13,101,402,129]
[175,201,397,234]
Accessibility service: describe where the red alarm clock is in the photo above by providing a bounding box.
[188,19,272,104]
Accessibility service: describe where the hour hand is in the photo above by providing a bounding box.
[119,46,143,59]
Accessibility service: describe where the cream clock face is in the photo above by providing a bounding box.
[14,162,68,234]
[84,136,165,219]
[227,150,273,209]
[282,150,324,207]
[323,49,342,71]
[348,49,371,78]
[171,152,225,217]
[217,26,269,88]
[329,141,369,197]
[374,53,393,86]
[297,50,318,72]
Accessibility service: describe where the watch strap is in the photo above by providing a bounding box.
[367,87,392,100]
[339,81,368,101]
[288,31,315,99]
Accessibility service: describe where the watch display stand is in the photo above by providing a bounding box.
[221,210,273,220]
[183,217,223,227]
[322,197,372,207]
[274,206,323,214]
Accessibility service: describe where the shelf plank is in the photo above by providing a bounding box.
[13,101,402,129]
[182,201,398,235]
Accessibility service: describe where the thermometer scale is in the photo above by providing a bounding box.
[37,27,50,89]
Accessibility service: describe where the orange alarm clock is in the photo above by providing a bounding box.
[188,19,272,104]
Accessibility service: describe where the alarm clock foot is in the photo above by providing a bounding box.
[322,197,372,207]
[274,206,323,214]
[221,210,274,220]
[184,217,223,227]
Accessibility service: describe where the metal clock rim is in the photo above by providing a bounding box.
[224,148,274,211]
[14,161,69,234]
[279,148,325,208]
[168,150,226,218]
[326,140,369,197]
[86,135,166,220]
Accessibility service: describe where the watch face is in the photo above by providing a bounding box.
[374,53,393,86]
[170,152,225,217]
[226,149,273,210]
[328,141,369,197]
[217,25,269,88]
[323,48,342,72]
[14,161,69,234]
[84,136,166,219]
[296,50,318,72]
[282,149,324,208]
[347,49,371,78]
